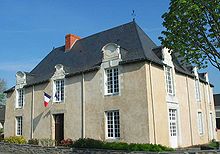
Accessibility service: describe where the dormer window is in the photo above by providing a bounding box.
[52,64,66,103]
[165,66,175,95]
[16,88,24,108]
[102,43,121,96]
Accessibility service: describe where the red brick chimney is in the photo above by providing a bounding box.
[65,34,80,51]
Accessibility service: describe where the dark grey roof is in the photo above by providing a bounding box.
[0,105,5,122]
[214,94,220,106]
[4,21,212,92]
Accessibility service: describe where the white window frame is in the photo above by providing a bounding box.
[197,112,204,135]
[165,66,175,96]
[15,116,22,136]
[53,79,65,103]
[104,67,119,95]
[105,110,120,139]
[16,88,24,108]
[195,79,201,102]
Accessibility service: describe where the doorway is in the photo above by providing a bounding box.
[54,114,64,145]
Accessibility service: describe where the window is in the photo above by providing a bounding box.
[195,79,201,101]
[106,110,120,139]
[197,112,204,135]
[169,109,177,137]
[105,68,119,95]
[16,116,22,136]
[165,66,174,95]
[16,88,24,108]
[54,79,64,102]
[216,110,220,129]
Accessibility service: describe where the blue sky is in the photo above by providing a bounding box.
[0,0,219,93]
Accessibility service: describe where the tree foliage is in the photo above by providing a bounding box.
[0,79,6,105]
[159,0,220,70]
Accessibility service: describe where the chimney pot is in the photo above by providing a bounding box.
[65,34,80,51]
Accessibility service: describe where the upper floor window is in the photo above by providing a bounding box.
[106,110,120,139]
[16,88,24,108]
[54,79,64,102]
[195,79,201,101]
[197,112,204,135]
[16,116,22,136]
[165,66,175,95]
[105,67,119,95]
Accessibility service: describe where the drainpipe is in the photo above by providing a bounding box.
[30,85,34,139]
[186,77,193,145]
[81,73,85,138]
[149,63,156,144]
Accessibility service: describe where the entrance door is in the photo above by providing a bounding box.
[209,113,214,139]
[54,114,64,145]
[169,109,178,148]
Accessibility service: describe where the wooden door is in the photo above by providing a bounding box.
[54,114,64,145]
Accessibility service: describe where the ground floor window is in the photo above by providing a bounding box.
[106,110,120,139]
[197,112,204,135]
[216,110,220,129]
[16,116,22,136]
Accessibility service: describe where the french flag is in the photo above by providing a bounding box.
[44,92,51,107]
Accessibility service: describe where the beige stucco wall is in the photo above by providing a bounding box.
[4,60,216,148]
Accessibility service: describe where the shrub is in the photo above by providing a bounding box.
[104,142,129,150]
[0,128,3,134]
[73,138,104,149]
[3,136,27,144]
[28,138,39,145]
[39,138,55,147]
[72,138,174,152]
[60,138,73,147]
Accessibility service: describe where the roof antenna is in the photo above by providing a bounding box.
[131,10,136,21]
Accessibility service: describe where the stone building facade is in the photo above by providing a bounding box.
[4,21,216,148]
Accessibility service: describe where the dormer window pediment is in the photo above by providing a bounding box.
[162,47,173,67]
[16,71,26,88]
[102,43,121,62]
[52,64,66,80]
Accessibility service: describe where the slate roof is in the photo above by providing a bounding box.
[5,21,212,92]
[214,94,220,106]
[0,105,5,122]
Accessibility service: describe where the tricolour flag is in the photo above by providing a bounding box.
[44,92,51,107]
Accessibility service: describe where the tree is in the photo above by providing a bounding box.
[159,0,220,70]
[0,79,6,105]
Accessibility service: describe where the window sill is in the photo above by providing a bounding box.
[15,107,23,109]
[105,93,119,97]
[53,101,64,104]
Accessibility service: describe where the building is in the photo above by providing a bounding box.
[4,21,216,148]
[0,105,5,129]
[214,94,220,140]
